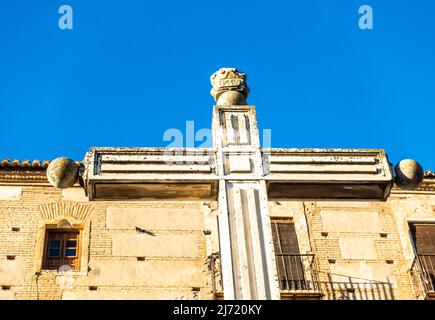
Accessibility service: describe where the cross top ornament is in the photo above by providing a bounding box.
[210,68,250,106]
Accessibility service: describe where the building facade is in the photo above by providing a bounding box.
[0,68,434,300]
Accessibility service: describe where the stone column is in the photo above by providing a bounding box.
[211,68,280,299]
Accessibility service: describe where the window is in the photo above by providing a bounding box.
[43,230,81,271]
[271,219,306,290]
[410,223,435,292]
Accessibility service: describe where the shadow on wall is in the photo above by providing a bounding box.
[322,272,395,300]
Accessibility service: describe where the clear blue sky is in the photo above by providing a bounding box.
[0,0,433,169]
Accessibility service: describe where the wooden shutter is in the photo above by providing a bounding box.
[271,220,305,290]
[272,222,300,254]
[45,231,64,269]
[413,224,435,255]
[412,224,435,284]
[63,231,80,270]
[43,230,80,271]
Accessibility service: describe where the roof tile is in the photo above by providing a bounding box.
[0,159,50,169]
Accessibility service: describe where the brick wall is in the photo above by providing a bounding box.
[1,181,434,300]
[269,191,435,300]
[0,185,218,300]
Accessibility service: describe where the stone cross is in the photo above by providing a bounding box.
[210,68,280,299]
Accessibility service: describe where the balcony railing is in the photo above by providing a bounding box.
[411,254,435,296]
[210,252,321,298]
[275,253,321,293]
[322,272,395,300]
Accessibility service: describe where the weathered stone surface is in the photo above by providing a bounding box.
[210,68,249,105]
[46,157,79,189]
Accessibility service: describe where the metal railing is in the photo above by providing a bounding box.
[275,253,321,292]
[412,254,435,295]
[322,272,395,300]
[210,252,321,295]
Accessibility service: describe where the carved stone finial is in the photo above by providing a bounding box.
[210,68,250,106]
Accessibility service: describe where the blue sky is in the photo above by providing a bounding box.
[0,0,434,169]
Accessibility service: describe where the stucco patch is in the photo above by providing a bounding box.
[322,210,381,233]
[339,238,377,259]
[62,289,194,300]
[316,201,371,208]
[329,262,396,285]
[0,290,15,300]
[0,186,22,200]
[61,188,88,202]
[269,201,305,217]
[0,258,26,284]
[88,259,204,287]
[106,207,203,230]
[111,233,203,257]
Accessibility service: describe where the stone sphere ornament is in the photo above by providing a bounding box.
[46,157,79,189]
[216,90,247,106]
[394,159,424,190]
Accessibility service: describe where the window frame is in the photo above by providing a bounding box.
[42,227,82,271]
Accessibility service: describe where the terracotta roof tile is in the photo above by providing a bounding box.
[11,159,20,167]
[0,159,50,169]
[425,169,435,178]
